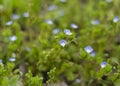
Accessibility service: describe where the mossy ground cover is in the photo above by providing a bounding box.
[0,0,120,86]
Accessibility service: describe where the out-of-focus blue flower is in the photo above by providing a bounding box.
[90,51,96,57]
[71,23,78,29]
[64,29,72,35]
[46,19,53,25]
[9,35,17,41]
[113,16,119,23]
[48,5,58,11]
[9,57,16,62]
[23,12,29,18]
[59,39,67,47]
[106,0,112,3]
[100,62,107,68]
[11,14,20,20]
[0,59,2,64]
[60,0,67,3]
[91,20,100,25]
[52,28,60,34]
[5,20,13,26]
[84,46,94,53]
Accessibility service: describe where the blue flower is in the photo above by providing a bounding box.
[90,51,96,57]
[59,39,67,47]
[6,20,13,26]
[48,5,57,11]
[60,0,67,3]
[23,12,29,18]
[91,20,100,25]
[0,59,2,64]
[100,62,107,68]
[11,14,20,20]
[71,23,78,29]
[84,46,94,53]
[46,19,53,25]
[106,0,112,3]
[64,29,72,35]
[52,28,60,34]
[9,58,16,62]
[113,16,119,23]
[9,35,17,41]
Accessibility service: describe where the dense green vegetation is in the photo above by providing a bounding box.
[0,0,120,86]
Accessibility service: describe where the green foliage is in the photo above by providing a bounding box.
[47,67,56,85]
[0,0,120,86]
[25,70,43,86]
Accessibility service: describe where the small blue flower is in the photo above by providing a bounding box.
[48,5,58,11]
[6,20,13,26]
[11,14,20,20]
[0,59,2,64]
[84,46,94,53]
[9,35,17,41]
[71,23,78,29]
[113,16,119,23]
[9,58,16,62]
[59,39,67,47]
[90,51,96,57]
[106,0,112,3]
[64,29,72,35]
[91,20,100,25]
[60,0,67,3]
[46,19,53,25]
[23,12,29,18]
[52,28,60,34]
[100,62,107,68]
